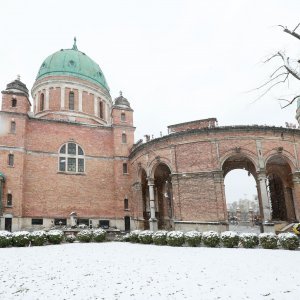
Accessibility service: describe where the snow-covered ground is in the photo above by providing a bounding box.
[1,242,299,300]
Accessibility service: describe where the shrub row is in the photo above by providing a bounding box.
[122,230,299,250]
[0,228,107,248]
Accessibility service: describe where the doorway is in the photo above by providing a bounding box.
[124,216,130,232]
[5,218,12,232]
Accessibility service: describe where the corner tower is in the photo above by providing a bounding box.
[31,38,112,125]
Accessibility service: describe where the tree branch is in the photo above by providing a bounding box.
[251,72,288,91]
[277,51,300,80]
[278,95,300,108]
[278,24,300,40]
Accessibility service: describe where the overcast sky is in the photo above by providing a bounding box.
[1,0,300,203]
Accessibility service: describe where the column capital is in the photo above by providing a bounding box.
[292,171,300,183]
[147,177,154,186]
[257,169,267,180]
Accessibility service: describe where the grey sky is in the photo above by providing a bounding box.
[1,0,300,202]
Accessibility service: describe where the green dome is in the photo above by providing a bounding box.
[36,39,109,91]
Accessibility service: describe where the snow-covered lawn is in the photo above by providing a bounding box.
[1,242,299,300]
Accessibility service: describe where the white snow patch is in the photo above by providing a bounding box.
[0,242,299,299]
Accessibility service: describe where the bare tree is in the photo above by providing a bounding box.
[255,23,300,108]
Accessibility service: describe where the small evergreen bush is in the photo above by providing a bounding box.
[138,230,153,244]
[152,231,168,245]
[30,230,47,246]
[166,231,185,247]
[278,232,299,250]
[259,233,278,249]
[184,231,202,247]
[93,229,106,242]
[129,230,142,243]
[239,233,259,248]
[202,231,220,248]
[220,231,239,248]
[47,230,64,244]
[121,233,131,242]
[12,231,30,247]
[0,231,12,248]
[65,234,76,243]
[77,230,93,243]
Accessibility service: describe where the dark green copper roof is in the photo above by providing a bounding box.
[36,38,109,91]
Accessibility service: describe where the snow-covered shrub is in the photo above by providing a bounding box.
[239,233,259,248]
[0,231,12,248]
[12,231,30,247]
[166,231,185,247]
[30,230,47,246]
[202,231,220,248]
[278,232,299,250]
[129,230,142,243]
[138,230,153,244]
[47,230,64,244]
[152,230,168,245]
[184,231,202,247]
[220,231,239,248]
[259,233,278,249]
[93,229,106,242]
[121,233,130,242]
[78,224,87,229]
[65,234,76,243]
[77,230,93,243]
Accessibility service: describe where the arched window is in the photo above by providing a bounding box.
[40,93,44,111]
[121,113,126,122]
[69,91,74,110]
[99,101,104,119]
[11,98,17,107]
[10,121,16,133]
[122,133,127,144]
[59,142,84,173]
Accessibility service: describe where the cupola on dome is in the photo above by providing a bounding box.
[36,38,109,91]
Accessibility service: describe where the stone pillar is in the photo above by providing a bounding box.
[257,171,274,233]
[94,95,98,116]
[292,172,300,221]
[148,179,158,231]
[257,172,271,222]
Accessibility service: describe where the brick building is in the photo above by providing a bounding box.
[1,40,299,232]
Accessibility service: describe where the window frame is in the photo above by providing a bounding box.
[123,163,128,174]
[69,91,75,110]
[40,93,44,111]
[7,193,12,206]
[10,121,16,134]
[8,154,14,167]
[58,142,85,174]
[32,218,43,225]
[121,112,126,122]
[11,98,17,107]
[122,133,127,144]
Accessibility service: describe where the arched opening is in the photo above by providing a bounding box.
[266,155,296,222]
[141,168,150,229]
[40,93,44,111]
[154,163,173,230]
[223,155,260,231]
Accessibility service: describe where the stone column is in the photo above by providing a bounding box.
[94,95,98,116]
[292,172,300,221]
[257,171,274,233]
[148,179,158,231]
[257,171,271,222]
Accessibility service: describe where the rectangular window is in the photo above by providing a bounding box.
[54,218,67,226]
[77,218,89,226]
[123,163,128,174]
[78,158,84,172]
[7,194,12,206]
[67,158,76,172]
[121,113,126,122]
[59,157,66,171]
[8,154,14,166]
[99,220,109,229]
[99,101,104,119]
[10,121,16,133]
[32,218,43,225]
[69,92,74,110]
[122,133,127,143]
[12,98,17,107]
[124,198,129,210]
